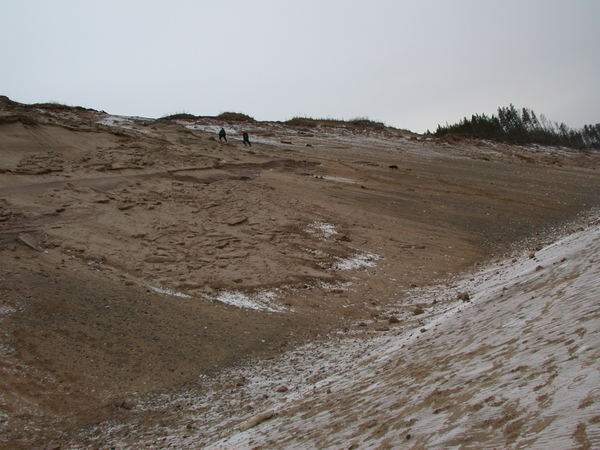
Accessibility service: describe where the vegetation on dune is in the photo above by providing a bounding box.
[158,113,199,122]
[2,95,597,148]
[33,101,96,112]
[158,111,255,123]
[348,117,387,131]
[0,95,20,107]
[33,101,75,110]
[215,112,255,122]
[434,105,600,150]
[284,117,322,127]
[285,116,388,131]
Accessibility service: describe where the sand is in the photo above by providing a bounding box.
[1,96,599,448]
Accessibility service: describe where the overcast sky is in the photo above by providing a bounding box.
[2,0,599,132]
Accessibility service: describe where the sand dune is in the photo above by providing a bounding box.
[1,97,599,448]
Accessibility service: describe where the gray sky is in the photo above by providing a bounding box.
[2,0,599,132]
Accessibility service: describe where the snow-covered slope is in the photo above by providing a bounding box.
[204,219,600,449]
[78,218,599,448]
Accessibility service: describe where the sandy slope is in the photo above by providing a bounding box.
[210,217,600,449]
[1,97,600,447]
[57,216,600,448]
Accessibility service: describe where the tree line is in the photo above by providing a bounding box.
[433,105,600,149]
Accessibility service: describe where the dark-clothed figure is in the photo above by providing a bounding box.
[219,128,227,143]
[242,132,251,147]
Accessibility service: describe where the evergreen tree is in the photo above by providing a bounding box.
[434,105,597,150]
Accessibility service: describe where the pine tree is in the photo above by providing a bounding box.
[433,105,597,150]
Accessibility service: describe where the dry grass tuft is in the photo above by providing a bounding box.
[158,113,199,122]
[33,101,94,112]
[286,116,388,131]
[215,112,255,122]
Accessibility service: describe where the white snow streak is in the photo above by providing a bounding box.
[334,251,382,270]
[149,285,192,299]
[211,290,286,313]
[306,221,338,238]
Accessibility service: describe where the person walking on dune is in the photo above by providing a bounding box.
[219,127,227,143]
[242,132,251,147]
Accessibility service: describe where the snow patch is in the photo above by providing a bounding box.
[178,122,223,134]
[149,286,191,299]
[211,290,286,313]
[318,281,354,291]
[306,221,338,239]
[321,175,356,184]
[98,116,131,127]
[334,251,381,270]
[97,115,153,135]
